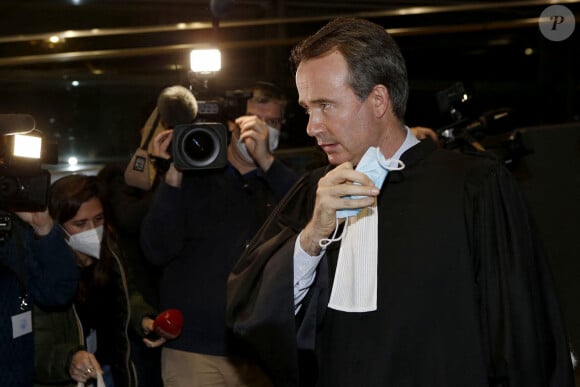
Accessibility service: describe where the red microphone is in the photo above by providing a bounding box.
[153,309,184,340]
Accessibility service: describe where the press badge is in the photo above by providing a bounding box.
[11,310,32,339]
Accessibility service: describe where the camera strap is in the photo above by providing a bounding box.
[0,213,28,310]
[12,219,30,311]
[140,111,160,151]
[124,111,161,190]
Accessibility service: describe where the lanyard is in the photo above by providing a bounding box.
[14,219,30,311]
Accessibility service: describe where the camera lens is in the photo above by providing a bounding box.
[183,130,215,160]
[178,127,220,167]
[172,123,227,170]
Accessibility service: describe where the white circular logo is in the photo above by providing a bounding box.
[539,5,575,41]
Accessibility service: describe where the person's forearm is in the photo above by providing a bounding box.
[263,158,298,199]
[30,226,79,307]
[299,222,327,256]
[293,234,324,311]
[164,164,182,187]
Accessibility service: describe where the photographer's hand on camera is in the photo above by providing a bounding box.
[14,208,54,237]
[152,129,183,188]
[235,115,275,171]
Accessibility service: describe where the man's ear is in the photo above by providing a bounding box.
[371,84,391,118]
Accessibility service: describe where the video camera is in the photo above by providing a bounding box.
[171,46,256,170]
[435,82,530,166]
[195,88,253,124]
[171,86,253,170]
[0,114,57,211]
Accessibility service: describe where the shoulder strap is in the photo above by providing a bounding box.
[140,112,160,151]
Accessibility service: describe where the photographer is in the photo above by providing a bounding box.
[0,208,79,387]
[140,82,297,386]
[98,84,199,387]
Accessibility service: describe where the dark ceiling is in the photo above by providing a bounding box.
[1,1,577,80]
[0,0,578,160]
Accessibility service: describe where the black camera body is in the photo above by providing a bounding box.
[196,88,253,123]
[435,83,528,166]
[172,123,227,170]
[0,114,56,211]
[0,168,51,211]
[171,88,253,170]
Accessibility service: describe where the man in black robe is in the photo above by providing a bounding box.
[226,17,574,387]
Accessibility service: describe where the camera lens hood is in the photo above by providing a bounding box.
[171,123,227,170]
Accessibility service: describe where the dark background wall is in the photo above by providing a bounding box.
[511,123,580,359]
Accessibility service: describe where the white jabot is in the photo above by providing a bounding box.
[328,127,419,312]
[328,204,379,312]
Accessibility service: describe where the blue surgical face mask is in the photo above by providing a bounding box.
[336,146,404,219]
[236,124,281,163]
[267,125,280,151]
[235,135,254,163]
[319,147,405,249]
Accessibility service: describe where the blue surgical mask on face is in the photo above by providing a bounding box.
[267,124,280,151]
[235,135,254,163]
[236,124,281,163]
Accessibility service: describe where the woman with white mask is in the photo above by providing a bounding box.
[33,175,164,387]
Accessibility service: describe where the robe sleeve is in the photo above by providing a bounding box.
[226,168,327,386]
[466,162,574,386]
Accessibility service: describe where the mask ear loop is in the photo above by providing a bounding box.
[319,217,349,248]
[318,148,405,250]
[376,147,406,171]
[59,225,72,241]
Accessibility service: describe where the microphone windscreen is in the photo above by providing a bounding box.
[210,0,235,19]
[153,309,184,340]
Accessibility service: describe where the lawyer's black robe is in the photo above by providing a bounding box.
[227,140,574,387]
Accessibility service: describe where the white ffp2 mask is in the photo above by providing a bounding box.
[66,225,104,259]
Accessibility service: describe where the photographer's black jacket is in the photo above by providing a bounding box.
[141,159,297,357]
[226,140,574,387]
[0,219,78,387]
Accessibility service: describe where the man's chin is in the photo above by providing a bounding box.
[326,153,348,166]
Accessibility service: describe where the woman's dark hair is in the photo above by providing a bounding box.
[290,17,408,121]
[49,174,118,302]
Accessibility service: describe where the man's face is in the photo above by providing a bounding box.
[245,98,284,130]
[296,50,379,166]
[227,97,284,144]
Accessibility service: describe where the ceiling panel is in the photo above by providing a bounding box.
[0,0,577,161]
